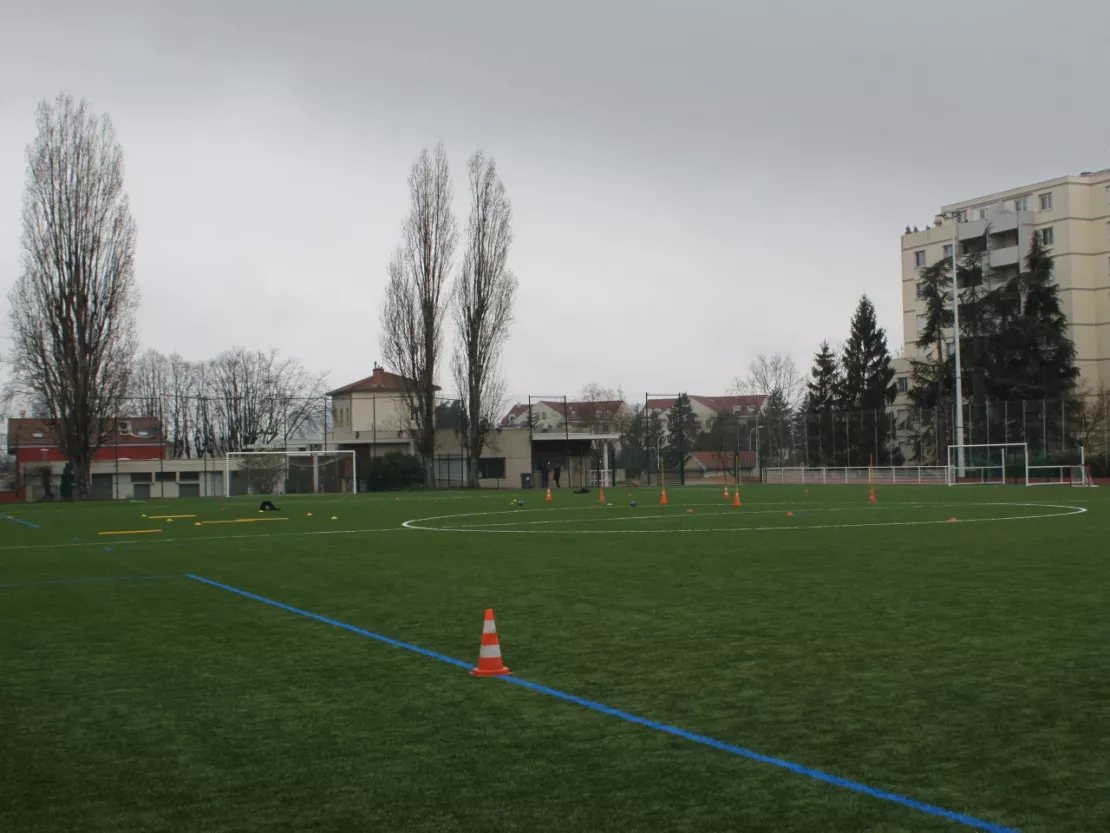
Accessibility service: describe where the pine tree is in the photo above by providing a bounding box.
[987,233,1078,401]
[805,341,840,464]
[906,258,953,462]
[840,295,896,464]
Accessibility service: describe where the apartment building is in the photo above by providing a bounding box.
[899,168,1110,391]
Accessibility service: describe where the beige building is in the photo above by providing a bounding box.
[899,168,1110,391]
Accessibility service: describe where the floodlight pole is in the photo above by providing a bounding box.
[946,211,966,476]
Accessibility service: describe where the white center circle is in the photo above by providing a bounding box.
[401,502,1087,534]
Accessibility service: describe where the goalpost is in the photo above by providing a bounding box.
[1027,464,1093,487]
[946,443,1029,486]
[224,450,358,497]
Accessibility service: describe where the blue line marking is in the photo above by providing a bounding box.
[2,514,42,529]
[0,573,183,590]
[185,573,1021,833]
[185,574,472,670]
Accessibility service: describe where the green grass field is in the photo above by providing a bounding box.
[1,485,1107,832]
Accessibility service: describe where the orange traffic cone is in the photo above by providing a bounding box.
[545,486,552,502]
[723,483,730,500]
[733,489,742,507]
[470,609,510,677]
[599,486,606,504]
[868,485,877,504]
[660,488,669,506]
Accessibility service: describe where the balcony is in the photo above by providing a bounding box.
[988,245,1021,269]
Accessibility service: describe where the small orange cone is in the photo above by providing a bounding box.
[723,483,730,500]
[470,609,510,677]
[868,485,877,504]
[948,517,958,523]
[733,489,742,507]
[786,511,795,517]
[660,488,668,506]
[545,486,553,502]
[599,486,606,504]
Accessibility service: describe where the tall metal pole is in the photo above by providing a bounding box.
[949,213,966,475]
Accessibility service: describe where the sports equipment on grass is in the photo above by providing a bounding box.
[224,450,357,497]
[1027,464,1092,487]
[946,443,1029,486]
[470,608,510,677]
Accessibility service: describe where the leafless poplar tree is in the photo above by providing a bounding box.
[452,151,517,486]
[7,95,139,497]
[380,143,457,486]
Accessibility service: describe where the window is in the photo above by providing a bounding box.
[896,377,909,394]
[477,457,506,480]
[914,250,926,267]
[977,208,987,220]
[958,210,968,222]
[130,472,152,483]
[1039,227,1054,245]
[179,471,200,482]
[155,471,176,482]
[916,282,928,300]
[943,244,953,258]
[916,314,927,333]
[1039,192,1053,211]
[1015,197,1028,211]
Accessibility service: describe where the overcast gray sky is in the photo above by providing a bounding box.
[1,0,1107,405]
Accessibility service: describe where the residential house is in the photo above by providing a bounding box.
[5,416,173,500]
[645,395,767,442]
[683,450,759,482]
[502,399,632,433]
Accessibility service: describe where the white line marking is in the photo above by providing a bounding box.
[401,503,1087,534]
[0,527,402,554]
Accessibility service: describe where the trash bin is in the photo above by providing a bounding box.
[520,472,533,489]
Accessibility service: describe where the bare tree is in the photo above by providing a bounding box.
[733,352,805,410]
[452,151,517,486]
[6,95,139,497]
[576,384,629,433]
[380,143,457,487]
[205,347,326,452]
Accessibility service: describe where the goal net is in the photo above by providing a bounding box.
[1027,464,1092,487]
[224,451,357,497]
[946,443,1028,486]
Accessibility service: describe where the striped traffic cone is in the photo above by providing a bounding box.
[598,486,606,504]
[545,486,553,502]
[733,488,742,507]
[470,609,510,677]
[660,488,668,506]
[723,483,730,500]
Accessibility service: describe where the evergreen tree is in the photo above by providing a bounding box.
[905,258,953,462]
[986,233,1078,401]
[805,341,841,465]
[667,393,698,451]
[760,387,795,465]
[840,295,896,464]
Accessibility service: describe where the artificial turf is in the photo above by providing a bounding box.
[1,485,1107,832]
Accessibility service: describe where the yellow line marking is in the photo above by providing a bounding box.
[98,529,165,536]
[198,518,290,525]
[147,514,197,520]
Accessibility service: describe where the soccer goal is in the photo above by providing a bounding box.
[1027,464,1093,487]
[946,443,1029,486]
[224,450,357,497]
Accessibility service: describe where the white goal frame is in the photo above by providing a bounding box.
[946,443,1028,486]
[224,450,357,497]
[1027,464,1093,487]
